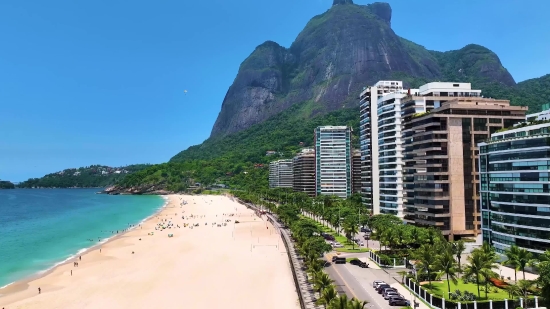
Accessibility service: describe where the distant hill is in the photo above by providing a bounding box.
[0,181,15,189]
[18,164,152,189]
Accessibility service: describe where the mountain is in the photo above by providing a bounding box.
[18,164,152,189]
[210,0,544,138]
[0,181,15,189]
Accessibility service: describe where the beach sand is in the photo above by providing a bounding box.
[0,194,300,309]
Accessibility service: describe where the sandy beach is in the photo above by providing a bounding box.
[0,194,299,309]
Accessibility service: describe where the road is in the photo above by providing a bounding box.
[324,260,402,309]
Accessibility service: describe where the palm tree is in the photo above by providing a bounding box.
[516,248,533,280]
[505,282,523,299]
[434,244,459,296]
[503,245,521,282]
[348,299,369,309]
[452,240,466,276]
[463,250,488,298]
[480,268,498,299]
[328,293,349,309]
[314,272,334,294]
[516,279,534,299]
[316,285,338,309]
[415,244,438,287]
[343,221,359,249]
[307,259,323,282]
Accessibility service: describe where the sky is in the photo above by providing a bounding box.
[1,0,549,182]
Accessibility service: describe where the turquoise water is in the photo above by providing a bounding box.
[0,189,165,288]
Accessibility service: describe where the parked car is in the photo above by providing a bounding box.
[376,284,391,293]
[380,287,396,295]
[384,291,401,300]
[374,282,388,290]
[388,297,410,306]
[372,280,385,288]
[333,243,344,248]
[349,259,361,265]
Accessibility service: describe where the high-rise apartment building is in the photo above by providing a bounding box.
[359,81,404,214]
[479,121,550,254]
[352,149,362,194]
[315,126,352,198]
[293,148,316,197]
[268,159,293,189]
[361,81,481,218]
[407,98,527,239]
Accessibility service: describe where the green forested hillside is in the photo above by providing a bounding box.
[18,164,151,188]
[0,181,15,189]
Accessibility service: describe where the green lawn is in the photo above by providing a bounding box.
[422,279,509,301]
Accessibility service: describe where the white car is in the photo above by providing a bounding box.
[373,280,385,288]
[384,292,401,300]
[333,243,344,248]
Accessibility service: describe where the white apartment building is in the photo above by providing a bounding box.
[527,103,550,122]
[269,159,293,188]
[359,81,404,215]
[315,126,352,198]
[361,81,482,218]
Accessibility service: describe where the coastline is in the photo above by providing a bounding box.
[0,195,168,292]
[0,194,299,309]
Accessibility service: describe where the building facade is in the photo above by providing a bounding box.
[315,126,352,198]
[359,81,404,214]
[479,122,550,254]
[293,148,316,197]
[407,98,527,239]
[268,159,293,189]
[352,149,362,194]
[527,103,550,122]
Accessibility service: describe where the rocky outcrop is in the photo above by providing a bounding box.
[102,185,174,195]
[209,2,517,138]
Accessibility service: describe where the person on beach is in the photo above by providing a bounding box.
[79,256,81,261]
[71,270,72,276]
[38,287,41,294]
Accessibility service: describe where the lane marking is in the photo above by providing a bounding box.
[330,260,359,300]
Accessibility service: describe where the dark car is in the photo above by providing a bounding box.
[359,261,369,268]
[333,257,346,264]
[349,259,361,265]
[380,287,396,295]
[389,297,410,306]
[375,284,390,293]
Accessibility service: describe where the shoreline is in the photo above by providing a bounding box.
[0,195,168,293]
[0,194,299,309]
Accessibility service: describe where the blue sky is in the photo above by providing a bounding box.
[1,0,549,181]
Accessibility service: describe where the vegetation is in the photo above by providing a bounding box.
[17,164,151,188]
[0,180,15,189]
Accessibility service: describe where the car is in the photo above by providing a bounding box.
[376,284,391,293]
[374,283,388,290]
[333,243,344,248]
[349,259,361,265]
[334,257,346,264]
[388,297,410,306]
[380,287,396,295]
[372,280,385,288]
[363,235,370,240]
[384,292,401,300]
[331,256,339,263]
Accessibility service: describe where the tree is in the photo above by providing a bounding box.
[503,245,521,282]
[314,272,334,294]
[463,249,497,298]
[415,244,438,287]
[316,285,338,309]
[328,293,349,309]
[348,298,369,309]
[434,244,459,296]
[452,240,466,276]
[343,221,359,249]
[505,282,523,300]
[516,280,534,299]
[516,248,533,280]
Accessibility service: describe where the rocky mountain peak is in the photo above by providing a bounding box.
[333,0,353,5]
[367,2,392,25]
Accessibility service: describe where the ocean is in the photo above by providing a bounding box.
[0,189,165,288]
